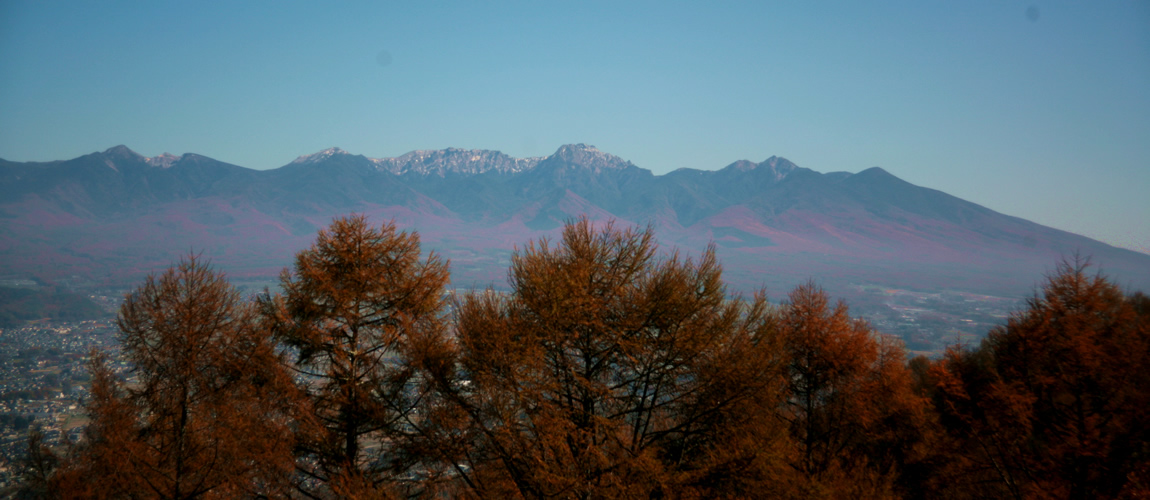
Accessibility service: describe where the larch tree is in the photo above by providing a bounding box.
[53,256,298,499]
[260,214,451,497]
[930,258,1150,499]
[427,218,786,499]
[776,281,928,499]
[15,426,58,498]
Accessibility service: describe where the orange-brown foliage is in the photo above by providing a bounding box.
[425,218,786,498]
[775,282,929,498]
[53,256,298,498]
[930,258,1150,499]
[39,218,1150,500]
[261,214,451,496]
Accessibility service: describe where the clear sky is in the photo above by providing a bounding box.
[1,1,1148,253]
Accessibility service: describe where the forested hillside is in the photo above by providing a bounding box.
[0,287,107,328]
[17,216,1150,499]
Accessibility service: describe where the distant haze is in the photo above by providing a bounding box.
[3,144,1148,299]
[0,2,1147,253]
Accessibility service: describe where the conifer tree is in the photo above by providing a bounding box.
[777,281,927,498]
[427,218,785,498]
[261,214,450,496]
[930,258,1150,499]
[54,256,298,498]
[14,426,57,499]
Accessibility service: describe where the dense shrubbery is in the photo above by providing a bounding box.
[23,216,1150,498]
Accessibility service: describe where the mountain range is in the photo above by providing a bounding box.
[2,144,1147,297]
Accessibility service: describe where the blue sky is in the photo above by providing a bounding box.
[1,1,1148,253]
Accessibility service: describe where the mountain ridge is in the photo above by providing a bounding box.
[1,144,1147,297]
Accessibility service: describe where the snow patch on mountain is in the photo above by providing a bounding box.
[548,144,634,171]
[146,153,181,168]
[288,143,639,177]
[290,147,351,164]
[370,148,543,177]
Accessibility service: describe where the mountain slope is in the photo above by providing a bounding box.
[1,144,1146,297]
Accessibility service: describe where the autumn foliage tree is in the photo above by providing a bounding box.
[423,219,787,498]
[929,258,1150,499]
[52,256,298,498]
[260,214,451,497]
[775,282,929,498]
[36,214,1150,499]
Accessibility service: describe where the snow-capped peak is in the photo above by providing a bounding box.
[369,148,543,176]
[547,143,633,171]
[290,147,351,164]
[146,153,181,168]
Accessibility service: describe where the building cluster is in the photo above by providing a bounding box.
[851,286,1018,356]
[0,317,126,488]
